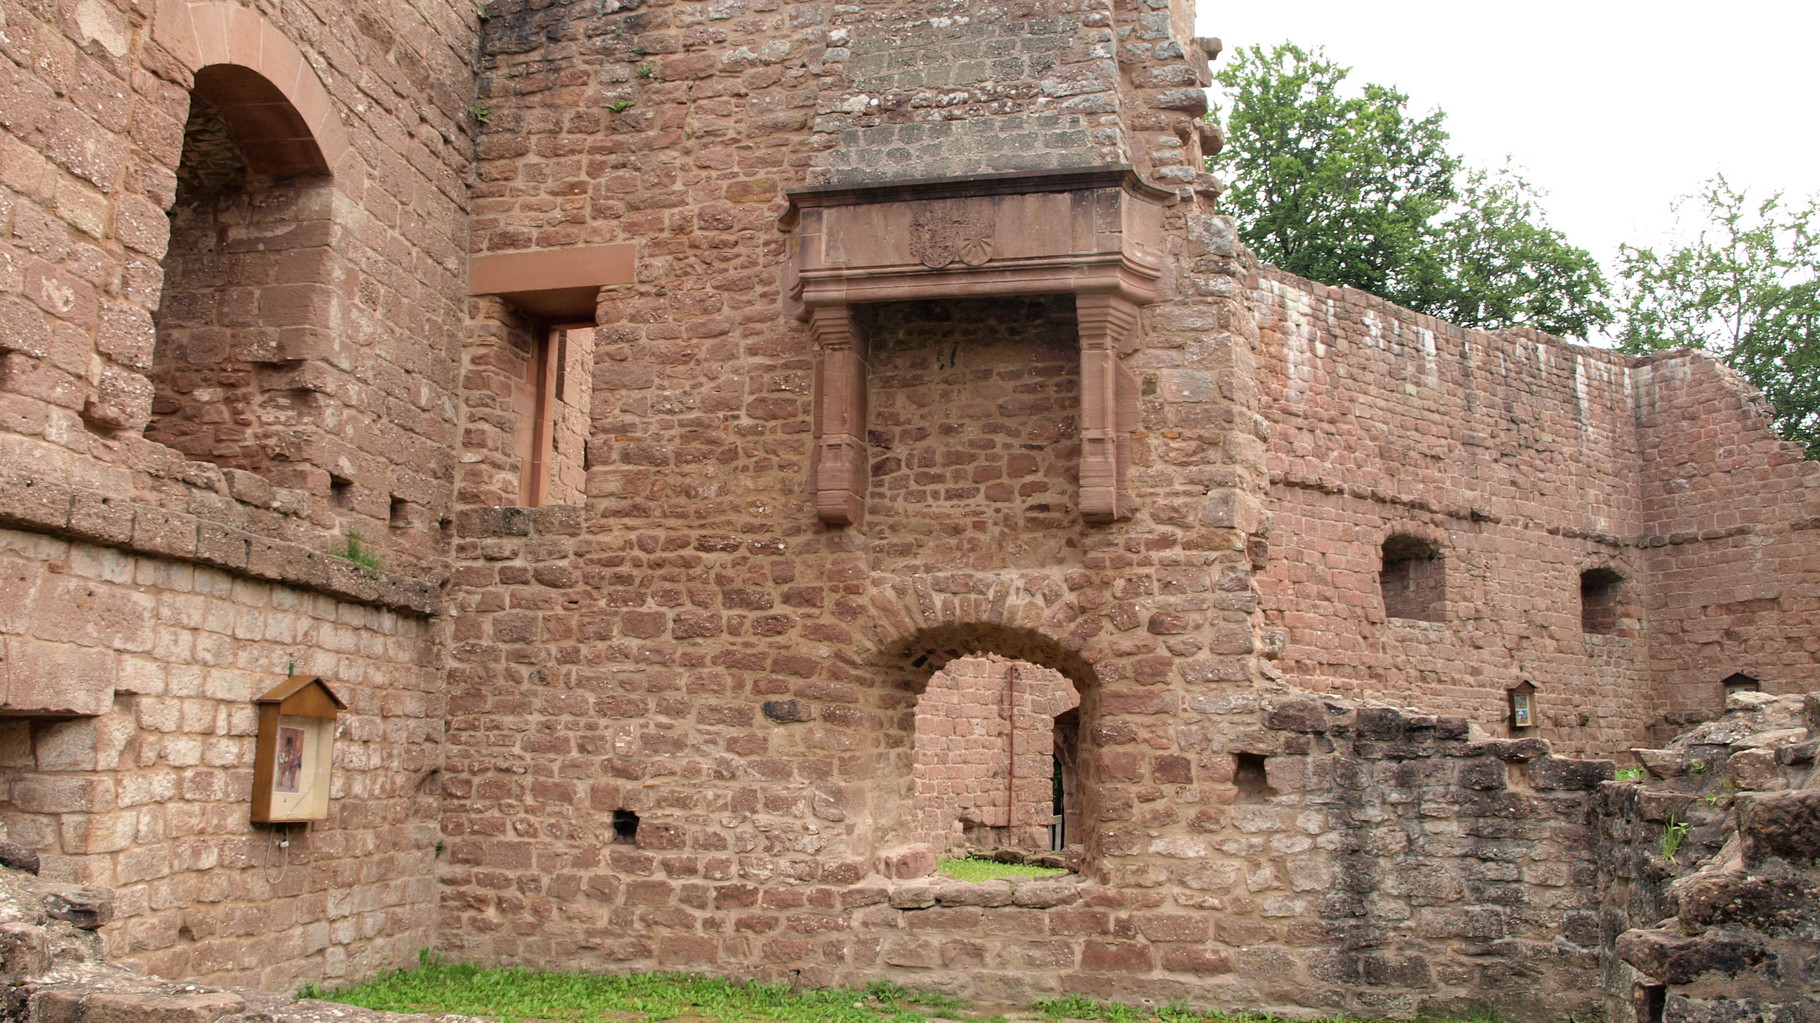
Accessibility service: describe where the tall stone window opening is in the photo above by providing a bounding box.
[460,305,593,507]
[513,325,592,506]
[149,65,334,485]
[1580,567,1625,635]
[1380,534,1444,622]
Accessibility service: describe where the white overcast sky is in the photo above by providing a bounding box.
[1194,1,1820,267]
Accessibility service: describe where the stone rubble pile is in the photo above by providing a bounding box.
[1606,693,1819,1022]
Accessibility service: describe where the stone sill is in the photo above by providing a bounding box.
[1386,616,1447,631]
[0,469,440,616]
[885,872,1087,911]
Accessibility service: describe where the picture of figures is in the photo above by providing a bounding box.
[276,726,305,793]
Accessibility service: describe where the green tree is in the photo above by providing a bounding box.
[1427,167,1613,339]
[1210,43,1456,307]
[1208,43,1611,339]
[1617,176,1820,454]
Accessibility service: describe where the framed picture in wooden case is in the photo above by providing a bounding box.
[1508,680,1537,732]
[252,676,344,823]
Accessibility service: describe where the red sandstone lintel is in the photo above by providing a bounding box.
[470,245,638,320]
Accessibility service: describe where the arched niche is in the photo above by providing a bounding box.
[148,57,339,481]
[152,0,349,172]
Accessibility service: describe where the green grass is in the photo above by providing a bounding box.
[329,531,382,574]
[312,957,1537,1023]
[311,955,957,1023]
[936,857,1068,882]
[1030,995,1515,1023]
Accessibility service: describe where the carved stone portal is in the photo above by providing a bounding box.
[787,169,1169,525]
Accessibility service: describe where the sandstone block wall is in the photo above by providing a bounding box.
[912,654,1079,854]
[1,0,473,576]
[0,0,477,990]
[1596,693,1820,1020]
[1633,355,1820,732]
[1250,267,1820,758]
[0,852,461,1023]
[4,0,1817,1006]
[446,0,1271,992]
[0,527,441,991]
[1251,269,1649,755]
[865,695,1610,1021]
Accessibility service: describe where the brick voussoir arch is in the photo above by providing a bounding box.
[150,0,351,174]
[863,572,1103,688]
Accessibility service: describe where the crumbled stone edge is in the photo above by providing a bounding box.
[0,469,439,616]
[0,848,473,1022]
[1610,693,1820,1014]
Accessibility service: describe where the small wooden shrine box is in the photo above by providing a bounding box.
[1507,680,1538,733]
[251,676,345,823]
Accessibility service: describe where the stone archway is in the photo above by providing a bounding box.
[144,2,362,497]
[912,653,1081,856]
[152,1,349,172]
[863,595,1106,872]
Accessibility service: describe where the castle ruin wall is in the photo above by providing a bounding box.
[0,0,1816,1011]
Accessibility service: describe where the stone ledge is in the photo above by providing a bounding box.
[0,470,440,617]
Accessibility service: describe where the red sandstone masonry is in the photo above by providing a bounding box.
[913,654,1079,853]
[3,0,1815,1009]
[1251,268,1653,756]
[1250,267,1819,755]
[1632,354,1820,730]
[444,0,1268,994]
[0,527,441,991]
[0,0,476,990]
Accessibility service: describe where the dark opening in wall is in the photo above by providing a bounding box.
[1234,752,1275,802]
[1632,981,1665,1023]
[1380,535,1444,622]
[1581,567,1624,634]
[329,475,353,508]
[1052,706,1080,851]
[611,810,639,844]
[389,497,410,528]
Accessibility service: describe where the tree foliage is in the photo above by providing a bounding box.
[1425,168,1614,339]
[1616,177,1820,454]
[1208,43,1611,339]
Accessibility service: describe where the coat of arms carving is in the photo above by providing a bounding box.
[908,202,995,269]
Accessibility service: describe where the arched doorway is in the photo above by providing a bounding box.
[872,621,1100,872]
[912,654,1080,857]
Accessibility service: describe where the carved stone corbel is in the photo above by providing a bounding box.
[810,304,868,526]
[1074,289,1142,522]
